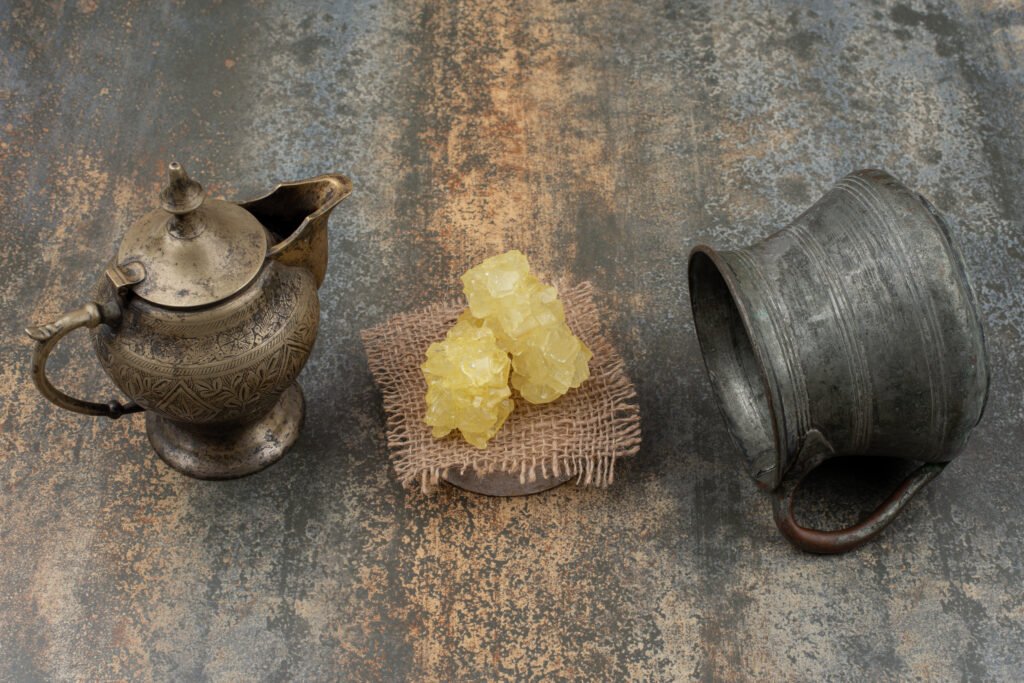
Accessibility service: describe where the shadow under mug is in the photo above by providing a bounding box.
[688,169,990,554]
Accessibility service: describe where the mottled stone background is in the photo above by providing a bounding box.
[2,1,1022,680]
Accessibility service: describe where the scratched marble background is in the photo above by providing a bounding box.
[1,1,1022,680]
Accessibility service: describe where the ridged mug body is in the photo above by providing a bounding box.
[689,170,989,552]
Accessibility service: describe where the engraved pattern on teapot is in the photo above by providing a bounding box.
[94,266,319,424]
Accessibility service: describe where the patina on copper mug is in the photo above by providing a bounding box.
[688,169,990,554]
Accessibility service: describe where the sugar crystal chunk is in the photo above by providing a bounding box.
[509,323,592,404]
[421,313,514,448]
[422,250,593,448]
[462,250,592,404]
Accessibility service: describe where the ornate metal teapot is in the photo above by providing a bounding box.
[26,162,351,479]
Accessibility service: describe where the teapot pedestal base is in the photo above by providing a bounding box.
[147,383,305,480]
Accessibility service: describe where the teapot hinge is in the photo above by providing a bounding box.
[106,261,146,295]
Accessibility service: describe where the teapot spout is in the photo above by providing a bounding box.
[241,173,352,287]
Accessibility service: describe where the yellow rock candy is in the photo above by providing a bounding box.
[461,250,562,346]
[462,250,592,404]
[509,322,592,404]
[422,250,592,447]
[421,313,514,448]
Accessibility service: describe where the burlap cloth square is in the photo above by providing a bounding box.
[360,281,641,494]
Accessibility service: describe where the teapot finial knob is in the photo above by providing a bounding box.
[160,161,205,215]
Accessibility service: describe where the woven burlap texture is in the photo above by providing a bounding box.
[361,281,642,494]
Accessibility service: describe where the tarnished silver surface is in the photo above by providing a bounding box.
[24,164,349,479]
[2,1,1023,680]
[689,169,989,553]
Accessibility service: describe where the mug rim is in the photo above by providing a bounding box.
[688,244,786,489]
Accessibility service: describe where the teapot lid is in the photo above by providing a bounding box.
[112,162,268,308]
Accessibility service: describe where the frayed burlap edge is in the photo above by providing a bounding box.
[360,281,641,494]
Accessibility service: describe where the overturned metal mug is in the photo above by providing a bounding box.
[688,169,990,553]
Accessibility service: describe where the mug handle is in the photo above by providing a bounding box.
[771,457,946,554]
[26,300,143,419]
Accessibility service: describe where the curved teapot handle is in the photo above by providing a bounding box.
[771,459,946,554]
[26,300,143,419]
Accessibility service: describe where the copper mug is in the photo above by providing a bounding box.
[688,170,990,553]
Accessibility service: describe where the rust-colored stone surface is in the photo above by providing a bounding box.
[2,1,1022,680]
